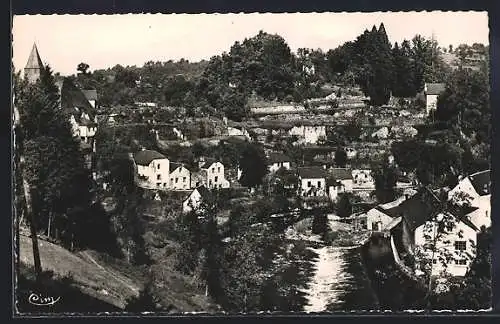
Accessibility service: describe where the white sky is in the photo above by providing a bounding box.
[12,12,489,76]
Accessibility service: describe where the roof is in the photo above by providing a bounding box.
[330,168,353,180]
[133,150,166,166]
[170,162,184,173]
[268,152,291,164]
[25,43,44,70]
[82,89,98,101]
[199,158,217,169]
[194,185,214,202]
[399,189,442,232]
[298,167,326,179]
[58,77,95,120]
[468,170,490,196]
[425,83,446,95]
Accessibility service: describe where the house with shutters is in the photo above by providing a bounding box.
[297,167,327,197]
[169,163,192,191]
[133,149,170,189]
[192,157,230,189]
[268,152,292,173]
[390,189,478,277]
[424,83,446,115]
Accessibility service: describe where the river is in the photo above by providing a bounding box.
[301,244,379,312]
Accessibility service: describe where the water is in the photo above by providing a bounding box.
[301,245,379,312]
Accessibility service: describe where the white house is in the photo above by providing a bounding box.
[268,152,292,173]
[330,168,354,192]
[289,125,326,144]
[227,126,251,140]
[414,212,478,277]
[198,158,230,189]
[448,170,491,229]
[424,83,446,115]
[366,196,407,231]
[133,149,171,189]
[182,185,214,214]
[298,167,327,197]
[169,163,192,190]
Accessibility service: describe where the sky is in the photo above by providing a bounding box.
[12,11,489,76]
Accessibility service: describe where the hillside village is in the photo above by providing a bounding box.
[14,22,491,313]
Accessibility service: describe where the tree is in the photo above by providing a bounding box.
[372,159,398,203]
[311,211,328,237]
[124,280,160,312]
[391,41,417,98]
[334,147,348,168]
[238,143,268,189]
[77,62,90,75]
[337,194,353,218]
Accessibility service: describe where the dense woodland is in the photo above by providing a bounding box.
[14,24,491,312]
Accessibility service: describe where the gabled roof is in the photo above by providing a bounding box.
[133,150,166,166]
[199,158,218,169]
[468,170,491,196]
[298,166,326,179]
[170,162,183,173]
[25,43,44,70]
[399,189,442,232]
[425,83,446,95]
[268,152,291,164]
[194,185,214,202]
[330,168,353,180]
[82,89,98,101]
[58,77,95,121]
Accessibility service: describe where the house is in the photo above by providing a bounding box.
[352,169,374,188]
[133,149,170,189]
[365,195,407,231]
[298,167,327,197]
[448,170,491,229]
[197,158,230,189]
[371,127,389,140]
[289,125,327,144]
[182,185,214,214]
[268,152,292,173]
[424,83,446,115]
[393,189,478,277]
[169,163,192,190]
[330,168,354,192]
[82,89,98,108]
[227,126,251,140]
[327,178,345,202]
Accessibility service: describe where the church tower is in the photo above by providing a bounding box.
[24,43,44,84]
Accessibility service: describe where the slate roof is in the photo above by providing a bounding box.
[199,158,217,169]
[58,77,95,122]
[330,168,353,180]
[82,89,98,101]
[297,166,326,179]
[425,83,446,95]
[133,150,166,166]
[268,152,291,164]
[25,43,44,70]
[399,189,442,232]
[468,170,491,196]
[170,162,183,173]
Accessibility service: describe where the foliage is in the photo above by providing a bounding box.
[311,211,328,236]
[124,280,161,312]
[238,143,269,188]
[372,159,397,203]
[334,147,348,168]
[337,193,353,218]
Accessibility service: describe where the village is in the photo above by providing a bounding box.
[14,15,491,314]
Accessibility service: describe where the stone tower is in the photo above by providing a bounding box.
[24,43,44,84]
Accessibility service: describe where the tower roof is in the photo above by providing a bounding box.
[25,43,44,70]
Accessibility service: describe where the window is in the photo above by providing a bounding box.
[156,183,161,187]
[183,177,186,183]
[454,241,467,251]
[432,259,437,264]
[157,164,160,169]
[170,178,173,185]
[163,183,166,187]
[175,178,179,184]
[157,174,161,180]
[457,259,467,265]
[317,181,321,188]
[307,181,312,188]
[212,168,215,173]
[218,167,221,173]
[215,176,218,183]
